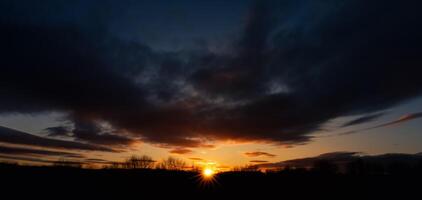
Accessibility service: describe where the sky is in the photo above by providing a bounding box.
[1,0,422,168]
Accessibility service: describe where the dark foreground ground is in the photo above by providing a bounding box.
[1,164,420,198]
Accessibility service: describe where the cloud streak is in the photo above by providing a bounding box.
[169,148,192,155]
[249,160,269,163]
[244,151,276,158]
[341,113,386,127]
[0,126,115,152]
[0,145,83,158]
[189,157,203,161]
[338,112,422,136]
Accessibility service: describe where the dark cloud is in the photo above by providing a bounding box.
[43,126,71,137]
[0,154,111,166]
[244,151,276,158]
[0,126,115,152]
[341,113,385,127]
[44,120,137,146]
[189,0,274,99]
[1,0,422,150]
[0,154,58,164]
[0,145,83,158]
[71,119,136,146]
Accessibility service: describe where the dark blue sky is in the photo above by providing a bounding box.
[1,0,252,50]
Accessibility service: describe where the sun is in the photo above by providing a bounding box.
[197,167,218,187]
[202,168,214,178]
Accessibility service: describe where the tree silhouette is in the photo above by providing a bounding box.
[123,155,155,169]
[156,157,186,170]
[108,162,123,169]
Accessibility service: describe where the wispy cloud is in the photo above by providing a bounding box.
[169,148,192,155]
[189,157,203,161]
[341,113,385,127]
[244,151,276,158]
[249,160,269,163]
[338,112,422,136]
[0,145,83,158]
[0,126,115,152]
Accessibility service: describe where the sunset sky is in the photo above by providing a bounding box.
[1,0,422,169]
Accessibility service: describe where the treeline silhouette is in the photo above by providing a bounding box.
[106,155,187,170]
[1,155,421,197]
[4,153,422,175]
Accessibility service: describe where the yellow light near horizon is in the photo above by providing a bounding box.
[202,168,214,178]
